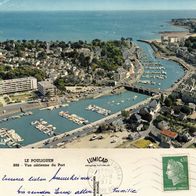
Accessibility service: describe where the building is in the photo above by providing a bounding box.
[161,32,190,44]
[0,77,37,95]
[149,100,160,112]
[114,67,128,81]
[157,121,170,130]
[38,80,57,96]
[160,130,178,143]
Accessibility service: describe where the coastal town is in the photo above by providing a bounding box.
[0,18,196,149]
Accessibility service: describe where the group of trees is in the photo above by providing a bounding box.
[184,36,196,52]
[163,94,192,115]
[54,75,81,91]
[0,65,46,81]
[97,41,124,71]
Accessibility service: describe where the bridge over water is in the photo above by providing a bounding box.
[124,85,161,96]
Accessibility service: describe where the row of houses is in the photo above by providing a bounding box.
[125,99,161,132]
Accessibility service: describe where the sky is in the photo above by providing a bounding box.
[0,0,196,11]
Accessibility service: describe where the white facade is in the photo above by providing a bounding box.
[38,80,56,96]
[0,77,37,95]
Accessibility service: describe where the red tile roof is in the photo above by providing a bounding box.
[160,130,178,139]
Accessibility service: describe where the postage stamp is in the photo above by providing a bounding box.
[162,156,189,191]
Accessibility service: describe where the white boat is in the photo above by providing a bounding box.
[133,96,138,100]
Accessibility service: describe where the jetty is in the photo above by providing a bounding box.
[86,105,111,116]
[31,119,57,136]
[59,111,88,125]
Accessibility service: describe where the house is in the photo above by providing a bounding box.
[149,129,161,142]
[130,113,142,123]
[161,106,172,115]
[139,107,153,121]
[189,103,196,112]
[157,121,170,130]
[177,113,187,121]
[160,130,178,142]
[136,124,144,132]
[114,67,128,81]
[127,134,134,141]
[177,132,192,143]
[149,100,160,112]
[181,92,196,104]
[139,107,150,116]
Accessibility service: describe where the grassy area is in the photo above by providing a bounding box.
[10,92,38,102]
[117,138,158,148]
[132,138,157,148]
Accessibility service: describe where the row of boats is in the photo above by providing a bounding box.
[31,119,56,136]
[144,71,167,75]
[86,105,111,116]
[139,80,161,86]
[0,111,33,124]
[0,128,23,148]
[40,104,69,111]
[142,74,167,80]
[59,111,89,125]
[144,66,166,70]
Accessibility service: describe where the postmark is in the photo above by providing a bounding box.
[162,155,189,191]
[85,156,123,195]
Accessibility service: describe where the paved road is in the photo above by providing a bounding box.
[0,102,45,119]
[183,138,196,148]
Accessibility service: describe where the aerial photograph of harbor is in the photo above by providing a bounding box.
[0,0,196,149]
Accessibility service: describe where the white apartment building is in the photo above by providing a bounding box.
[38,80,56,96]
[0,77,37,95]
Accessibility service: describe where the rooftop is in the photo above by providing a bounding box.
[160,130,178,139]
[38,80,55,88]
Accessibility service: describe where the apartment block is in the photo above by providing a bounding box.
[0,77,37,95]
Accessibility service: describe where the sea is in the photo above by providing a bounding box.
[0,10,196,41]
[0,10,196,147]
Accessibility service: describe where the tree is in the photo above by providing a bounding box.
[189,127,196,136]
[54,78,66,91]
[121,110,129,118]
[164,97,173,107]
[96,124,108,133]
[181,105,191,115]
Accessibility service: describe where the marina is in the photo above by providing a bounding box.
[86,105,111,116]
[59,111,89,125]
[31,119,57,136]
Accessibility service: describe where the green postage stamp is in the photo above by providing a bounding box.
[162,156,189,191]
